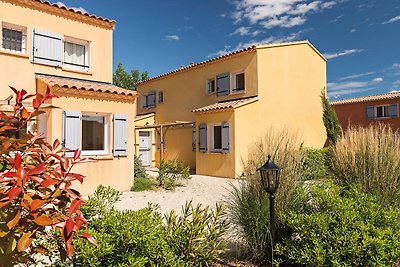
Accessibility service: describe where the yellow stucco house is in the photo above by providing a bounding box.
[136,41,326,178]
[0,0,137,194]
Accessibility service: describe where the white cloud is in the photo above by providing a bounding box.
[393,63,400,69]
[382,15,400,24]
[230,27,262,36]
[350,29,356,33]
[164,35,180,41]
[332,14,344,22]
[233,0,337,28]
[208,29,308,58]
[323,48,363,59]
[327,77,383,98]
[372,77,383,82]
[339,71,375,80]
[55,1,87,13]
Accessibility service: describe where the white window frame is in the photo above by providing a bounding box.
[1,22,27,54]
[208,123,223,153]
[63,36,90,71]
[374,105,390,118]
[230,70,245,94]
[206,78,216,95]
[81,112,111,156]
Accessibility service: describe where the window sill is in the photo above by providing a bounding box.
[81,154,114,160]
[62,67,92,76]
[231,90,245,95]
[0,49,29,59]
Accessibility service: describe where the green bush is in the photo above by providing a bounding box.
[226,129,304,264]
[275,181,400,266]
[72,206,186,266]
[157,159,191,190]
[165,201,228,266]
[80,185,122,219]
[134,154,147,179]
[131,176,153,192]
[302,147,331,180]
[333,124,400,206]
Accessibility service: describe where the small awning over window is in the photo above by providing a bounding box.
[192,96,258,113]
[36,74,137,100]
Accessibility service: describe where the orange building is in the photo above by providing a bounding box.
[331,92,400,132]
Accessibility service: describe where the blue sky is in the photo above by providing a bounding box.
[57,0,399,100]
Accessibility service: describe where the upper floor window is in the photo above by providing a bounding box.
[206,78,216,94]
[207,71,246,96]
[367,104,398,119]
[64,38,90,70]
[1,23,26,54]
[232,72,245,93]
[142,91,156,109]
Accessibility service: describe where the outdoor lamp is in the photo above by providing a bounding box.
[258,155,281,266]
[259,155,281,194]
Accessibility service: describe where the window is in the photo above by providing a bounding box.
[367,104,398,119]
[206,123,229,153]
[375,105,389,118]
[81,114,109,155]
[63,38,90,70]
[142,91,156,108]
[211,125,222,152]
[158,91,163,103]
[206,78,216,94]
[1,23,26,54]
[232,72,245,93]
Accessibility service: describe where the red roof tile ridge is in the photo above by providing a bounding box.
[330,91,400,105]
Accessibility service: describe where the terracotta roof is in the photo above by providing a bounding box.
[192,97,258,113]
[5,0,115,28]
[137,46,257,85]
[36,74,136,97]
[330,91,400,105]
[137,40,324,86]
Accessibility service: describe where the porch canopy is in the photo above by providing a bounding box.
[135,121,194,161]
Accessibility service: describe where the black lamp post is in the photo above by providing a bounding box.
[258,155,281,246]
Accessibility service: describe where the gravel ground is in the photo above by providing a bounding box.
[114,173,240,214]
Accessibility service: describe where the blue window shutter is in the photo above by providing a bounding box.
[113,114,128,157]
[63,110,81,158]
[192,126,196,151]
[389,104,398,118]
[216,73,230,96]
[199,124,207,152]
[366,106,374,119]
[222,122,230,153]
[32,28,62,66]
[147,91,156,108]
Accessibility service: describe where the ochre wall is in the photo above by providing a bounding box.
[256,43,327,148]
[333,99,400,132]
[136,52,258,122]
[195,111,235,178]
[39,83,136,195]
[0,1,113,98]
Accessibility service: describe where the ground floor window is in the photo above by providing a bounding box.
[82,114,108,153]
[198,122,230,153]
[210,125,222,152]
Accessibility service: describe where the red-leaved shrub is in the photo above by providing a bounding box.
[0,87,95,265]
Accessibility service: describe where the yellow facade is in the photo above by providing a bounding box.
[136,41,326,178]
[1,0,136,194]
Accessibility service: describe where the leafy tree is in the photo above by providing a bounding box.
[321,90,341,145]
[113,63,149,91]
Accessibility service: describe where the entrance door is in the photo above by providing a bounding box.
[138,131,152,166]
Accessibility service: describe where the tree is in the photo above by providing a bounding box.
[321,89,341,146]
[113,63,149,91]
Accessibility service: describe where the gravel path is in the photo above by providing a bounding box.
[114,174,240,215]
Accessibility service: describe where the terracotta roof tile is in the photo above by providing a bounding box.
[330,91,400,105]
[36,74,136,97]
[137,40,321,86]
[192,97,258,113]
